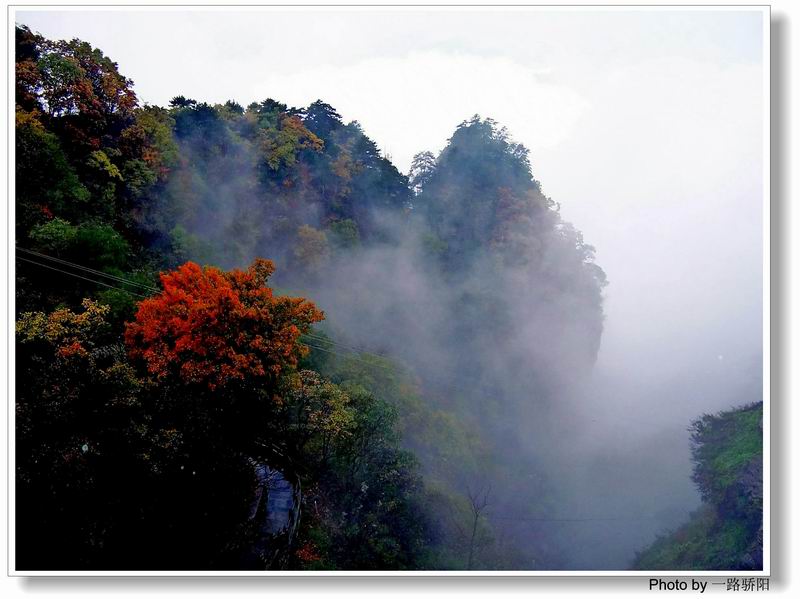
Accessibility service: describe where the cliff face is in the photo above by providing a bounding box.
[633,402,763,570]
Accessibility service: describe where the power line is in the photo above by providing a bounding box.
[16,246,160,293]
[301,341,395,370]
[490,515,659,523]
[18,256,650,435]
[16,246,390,358]
[17,246,160,292]
[302,332,385,357]
[17,247,396,370]
[18,251,653,435]
[16,256,151,299]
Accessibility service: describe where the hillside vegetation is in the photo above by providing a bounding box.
[15,24,608,570]
[633,402,763,570]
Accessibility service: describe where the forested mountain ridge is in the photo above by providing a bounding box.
[15,25,607,570]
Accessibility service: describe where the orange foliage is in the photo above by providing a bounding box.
[125,259,324,391]
[296,542,321,563]
[56,340,89,360]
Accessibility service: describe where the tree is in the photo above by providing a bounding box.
[15,25,44,111]
[169,95,197,108]
[465,485,491,569]
[258,113,323,175]
[279,370,355,472]
[14,26,174,319]
[303,100,343,139]
[290,383,431,570]
[119,105,178,181]
[293,225,331,275]
[15,299,147,568]
[122,260,324,568]
[16,293,276,569]
[17,28,137,150]
[408,150,436,195]
[222,99,245,116]
[327,218,361,249]
[125,258,324,390]
[15,109,89,235]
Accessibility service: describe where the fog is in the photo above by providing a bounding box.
[17,7,765,569]
[532,20,764,566]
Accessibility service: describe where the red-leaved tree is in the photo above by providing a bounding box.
[125,258,324,391]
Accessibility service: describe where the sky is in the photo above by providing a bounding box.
[14,6,767,567]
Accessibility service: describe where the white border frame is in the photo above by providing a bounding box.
[5,3,771,578]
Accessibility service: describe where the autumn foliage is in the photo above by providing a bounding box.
[125,258,323,390]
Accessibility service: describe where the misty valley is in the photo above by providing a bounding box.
[14,25,763,571]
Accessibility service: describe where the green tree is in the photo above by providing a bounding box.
[15,109,89,235]
[293,225,331,275]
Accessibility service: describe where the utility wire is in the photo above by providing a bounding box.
[489,515,660,523]
[19,250,652,455]
[301,341,394,370]
[16,246,160,293]
[301,332,386,357]
[16,256,151,299]
[18,247,396,368]
[16,254,633,425]
[17,246,159,292]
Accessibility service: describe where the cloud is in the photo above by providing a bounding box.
[251,50,589,173]
[533,56,763,378]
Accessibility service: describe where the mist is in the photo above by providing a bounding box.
[137,52,762,573]
[149,99,763,567]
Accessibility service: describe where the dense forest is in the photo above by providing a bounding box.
[14,24,759,571]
